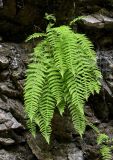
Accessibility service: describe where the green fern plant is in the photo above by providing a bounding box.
[24,15,102,143]
[97,134,113,160]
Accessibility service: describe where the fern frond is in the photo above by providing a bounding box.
[25,33,46,42]
[37,81,55,143]
[45,13,56,22]
[48,67,64,104]
[47,28,66,76]
[53,26,77,75]
[64,77,85,136]
[97,134,109,145]
[57,100,65,116]
[74,33,95,59]
[69,16,85,26]
[65,70,85,101]
[69,103,85,136]
[34,112,51,144]
[100,145,112,160]
[27,119,36,137]
[97,134,112,160]
[24,63,46,121]
[86,120,100,133]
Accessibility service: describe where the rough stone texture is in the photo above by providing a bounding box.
[0,55,9,70]
[82,14,113,29]
[0,43,36,160]
[67,148,83,160]
[0,42,85,160]
[0,82,20,98]
[88,50,113,120]
[0,0,113,48]
[0,109,21,130]
[0,0,75,42]
[0,146,36,160]
[0,137,15,145]
[0,0,112,47]
[26,132,84,160]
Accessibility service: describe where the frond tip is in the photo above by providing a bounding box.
[25,33,46,42]
[97,134,109,145]
[24,22,102,143]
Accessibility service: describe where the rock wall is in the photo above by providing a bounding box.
[0,0,113,46]
[0,0,113,160]
[0,0,74,42]
[0,43,37,160]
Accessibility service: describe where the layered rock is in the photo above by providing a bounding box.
[0,43,36,160]
[0,0,113,46]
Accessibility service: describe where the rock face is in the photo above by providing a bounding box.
[82,14,113,29]
[0,147,36,160]
[0,0,113,160]
[0,0,74,42]
[0,43,112,160]
[0,42,85,160]
[0,43,36,160]
[0,0,113,48]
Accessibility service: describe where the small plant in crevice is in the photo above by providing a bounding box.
[97,133,113,160]
[86,122,113,160]
[24,14,102,143]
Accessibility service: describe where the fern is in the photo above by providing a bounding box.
[25,33,46,42]
[100,145,112,160]
[97,134,109,145]
[48,67,64,105]
[35,80,55,143]
[24,18,102,143]
[97,134,113,160]
[69,16,85,26]
[24,63,46,121]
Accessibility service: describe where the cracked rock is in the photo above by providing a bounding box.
[0,137,15,145]
[0,109,22,131]
[82,14,113,28]
[0,148,35,160]
[0,82,20,98]
[0,55,9,70]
